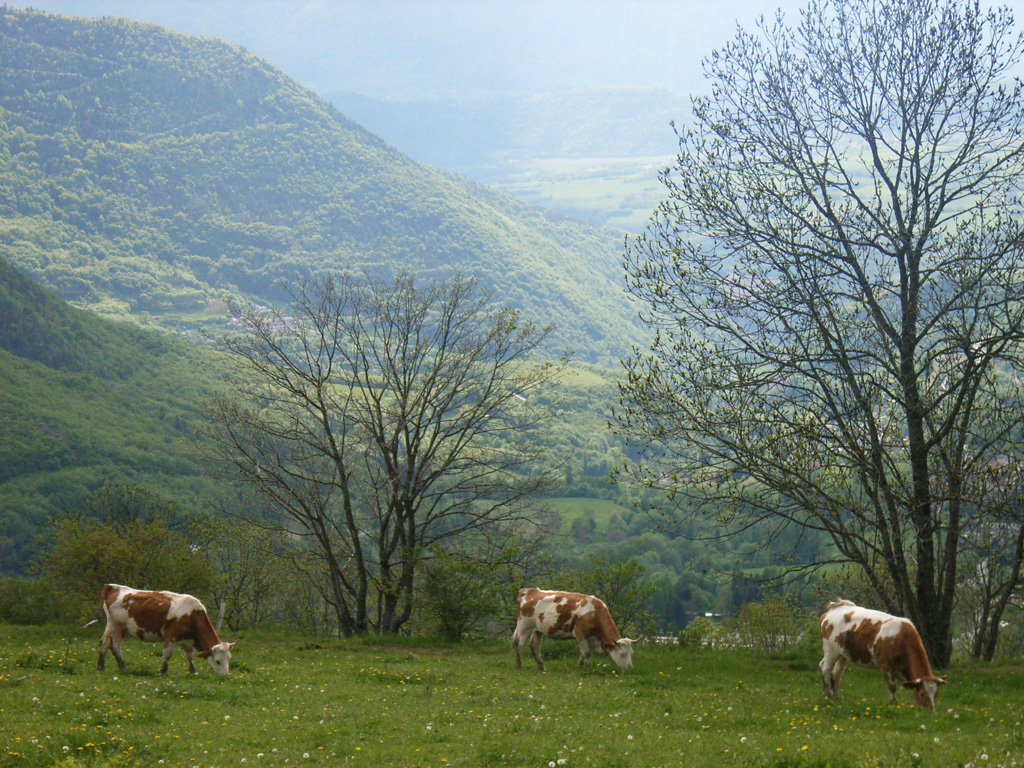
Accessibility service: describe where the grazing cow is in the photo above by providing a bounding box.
[819,599,947,709]
[98,584,235,676]
[512,588,637,671]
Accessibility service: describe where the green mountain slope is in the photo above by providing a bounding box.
[0,255,219,575]
[0,6,644,364]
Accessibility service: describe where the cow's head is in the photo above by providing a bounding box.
[903,674,947,710]
[204,642,235,675]
[608,638,636,669]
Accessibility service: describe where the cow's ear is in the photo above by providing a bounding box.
[938,675,948,684]
[902,679,922,689]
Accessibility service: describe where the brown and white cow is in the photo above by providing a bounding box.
[98,584,235,676]
[819,599,947,709]
[512,588,637,671]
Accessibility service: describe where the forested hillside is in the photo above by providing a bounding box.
[0,5,644,364]
[0,255,221,575]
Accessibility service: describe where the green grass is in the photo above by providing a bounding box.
[2,624,1022,767]
[547,498,635,535]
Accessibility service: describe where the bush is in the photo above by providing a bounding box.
[0,577,63,624]
[35,485,215,622]
[420,550,505,641]
[724,594,806,655]
[677,615,718,648]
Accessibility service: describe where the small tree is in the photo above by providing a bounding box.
[190,514,296,631]
[678,616,719,649]
[420,549,505,640]
[421,519,556,640]
[954,458,1024,661]
[199,270,565,636]
[725,595,805,655]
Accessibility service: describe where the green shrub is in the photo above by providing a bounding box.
[677,615,718,648]
[724,594,806,654]
[0,577,62,624]
[420,550,505,641]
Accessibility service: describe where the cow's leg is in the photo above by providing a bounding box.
[528,630,546,672]
[111,632,127,671]
[98,626,111,671]
[160,642,175,675]
[100,626,127,672]
[184,646,197,676]
[576,637,592,667]
[883,669,899,704]
[819,647,844,699]
[512,626,525,669]
[828,656,847,700]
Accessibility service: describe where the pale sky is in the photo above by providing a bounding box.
[18,0,840,98]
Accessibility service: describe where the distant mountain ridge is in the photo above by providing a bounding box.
[0,6,645,363]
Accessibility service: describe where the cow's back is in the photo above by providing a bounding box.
[516,588,600,639]
[820,603,909,668]
[102,584,202,640]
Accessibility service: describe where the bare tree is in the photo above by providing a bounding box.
[198,271,563,636]
[615,0,1024,666]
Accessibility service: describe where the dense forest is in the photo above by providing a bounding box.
[0,5,645,364]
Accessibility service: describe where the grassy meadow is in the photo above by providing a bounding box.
[1,623,1022,768]
[485,157,669,232]
[548,499,634,535]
